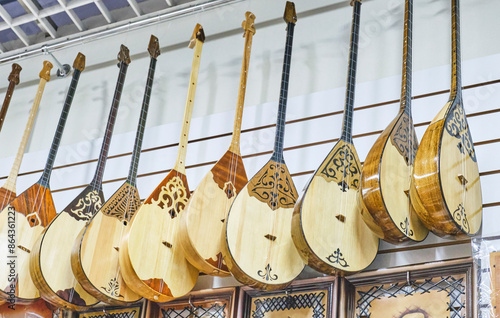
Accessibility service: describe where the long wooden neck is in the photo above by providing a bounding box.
[340,0,361,143]
[0,81,16,133]
[400,0,413,113]
[2,79,48,192]
[38,69,82,188]
[228,28,255,155]
[450,0,462,100]
[127,57,157,186]
[270,22,295,164]
[173,39,203,174]
[91,62,128,188]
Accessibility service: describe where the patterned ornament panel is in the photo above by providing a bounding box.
[249,290,327,318]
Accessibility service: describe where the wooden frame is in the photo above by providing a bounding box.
[341,258,474,318]
[237,276,337,318]
[72,299,146,318]
[147,287,237,318]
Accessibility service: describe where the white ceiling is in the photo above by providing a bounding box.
[0,0,212,55]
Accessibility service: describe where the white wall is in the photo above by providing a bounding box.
[0,0,498,288]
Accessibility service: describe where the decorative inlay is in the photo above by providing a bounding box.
[205,252,229,272]
[102,185,141,221]
[390,113,418,164]
[326,248,349,268]
[399,217,414,237]
[445,104,477,162]
[318,143,360,190]
[150,176,189,218]
[248,161,297,210]
[223,181,235,199]
[56,288,86,305]
[67,190,103,222]
[252,292,326,318]
[101,278,123,298]
[257,264,278,281]
[452,203,470,234]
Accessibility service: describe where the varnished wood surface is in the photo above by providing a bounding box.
[119,170,199,302]
[360,111,428,243]
[0,183,57,304]
[411,99,482,238]
[29,186,104,311]
[0,187,15,212]
[292,139,379,275]
[180,151,247,276]
[223,160,304,290]
[0,63,22,133]
[73,182,141,305]
[0,298,53,317]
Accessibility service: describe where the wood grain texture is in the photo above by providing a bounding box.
[73,182,141,305]
[490,251,500,317]
[223,160,304,290]
[119,170,198,302]
[0,188,15,212]
[360,111,428,243]
[292,139,379,275]
[0,183,57,304]
[29,186,104,311]
[0,298,53,317]
[179,151,247,276]
[411,99,482,238]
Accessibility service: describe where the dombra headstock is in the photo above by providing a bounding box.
[39,61,53,81]
[117,44,131,65]
[73,52,86,72]
[8,63,22,85]
[148,35,161,59]
[189,23,205,49]
[283,1,297,24]
[242,11,256,36]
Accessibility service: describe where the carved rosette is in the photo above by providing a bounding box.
[318,142,361,191]
[150,175,189,218]
[445,104,477,162]
[247,161,297,210]
[257,264,278,281]
[100,278,124,298]
[67,190,103,222]
[452,203,470,234]
[390,113,418,164]
[102,185,141,221]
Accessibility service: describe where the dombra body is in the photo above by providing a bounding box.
[360,109,428,243]
[292,139,378,275]
[180,151,247,276]
[411,96,481,238]
[224,160,304,290]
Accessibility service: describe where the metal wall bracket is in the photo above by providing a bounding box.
[41,45,71,78]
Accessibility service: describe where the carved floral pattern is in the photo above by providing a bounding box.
[390,113,418,165]
[67,190,103,222]
[150,176,189,218]
[257,264,278,281]
[319,143,360,190]
[248,161,297,210]
[445,104,477,162]
[326,248,349,268]
[452,203,470,234]
[101,278,124,298]
[102,184,141,221]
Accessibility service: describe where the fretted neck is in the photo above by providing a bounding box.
[450,0,462,100]
[38,70,82,188]
[0,81,16,132]
[91,62,129,188]
[228,29,255,155]
[3,79,48,192]
[127,58,157,186]
[400,0,413,114]
[270,22,295,163]
[173,40,203,174]
[340,1,362,143]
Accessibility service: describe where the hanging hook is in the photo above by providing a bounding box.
[188,294,195,308]
[41,45,72,78]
